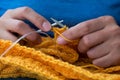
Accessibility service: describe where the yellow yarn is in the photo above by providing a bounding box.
[0,26,120,80]
[52,26,73,42]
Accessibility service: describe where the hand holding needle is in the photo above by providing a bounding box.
[0,18,64,59]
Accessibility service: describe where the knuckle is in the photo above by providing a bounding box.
[99,16,115,23]
[14,21,24,30]
[105,16,115,21]
[87,51,94,59]
[82,36,90,47]
[37,16,44,22]
[1,9,16,19]
[109,52,120,65]
[19,6,31,14]
[83,22,91,32]
[5,9,13,13]
[77,45,83,53]
[111,27,120,37]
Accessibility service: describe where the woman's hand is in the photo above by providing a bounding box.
[57,16,120,67]
[0,7,51,43]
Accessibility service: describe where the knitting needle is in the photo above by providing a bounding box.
[51,18,73,43]
[0,19,64,59]
[51,18,65,27]
[52,20,63,26]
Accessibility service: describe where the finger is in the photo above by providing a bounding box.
[57,17,104,44]
[78,27,110,53]
[92,54,112,67]
[6,7,51,31]
[87,34,120,59]
[57,16,116,44]
[109,45,120,65]
[0,30,17,41]
[92,50,120,67]
[87,42,110,59]
[5,19,42,43]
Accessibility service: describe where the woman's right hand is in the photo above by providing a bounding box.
[0,7,51,43]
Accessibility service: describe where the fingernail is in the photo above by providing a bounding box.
[42,21,51,31]
[57,37,66,44]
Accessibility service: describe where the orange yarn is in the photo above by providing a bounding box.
[0,26,120,80]
[52,26,73,42]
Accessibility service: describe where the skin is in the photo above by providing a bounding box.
[57,16,120,67]
[0,7,51,43]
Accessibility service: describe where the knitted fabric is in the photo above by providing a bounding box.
[0,27,120,80]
